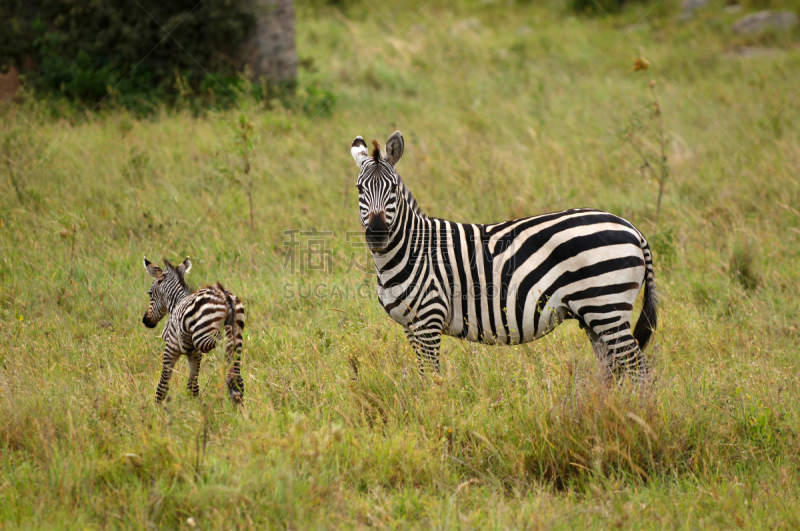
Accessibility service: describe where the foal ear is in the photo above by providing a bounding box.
[351,136,369,168]
[385,131,404,167]
[144,256,164,279]
[177,256,192,276]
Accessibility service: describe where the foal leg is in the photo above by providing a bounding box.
[156,345,181,404]
[186,351,203,397]
[224,323,244,403]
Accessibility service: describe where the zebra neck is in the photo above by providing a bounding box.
[370,178,429,275]
[397,176,424,218]
[372,194,430,274]
[166,285,193,313]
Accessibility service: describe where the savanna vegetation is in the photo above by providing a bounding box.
[1,0,256,111]
[1,0,800,528]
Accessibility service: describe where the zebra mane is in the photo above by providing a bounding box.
[162,259,193,294]
[397,175,425,218]
[371,139,381,164]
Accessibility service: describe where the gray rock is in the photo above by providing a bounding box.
[679,0,708,21]
[732,10,799,35]
[681,0,708,12]
[724,46,782,58]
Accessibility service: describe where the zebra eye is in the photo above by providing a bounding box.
[356,184,363,193]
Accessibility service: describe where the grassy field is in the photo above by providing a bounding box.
[2,0,800,528]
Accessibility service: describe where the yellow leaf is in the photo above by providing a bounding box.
[633,56,650,71]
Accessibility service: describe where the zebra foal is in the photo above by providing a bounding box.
[350,132,658,383]
[142,257,245,404]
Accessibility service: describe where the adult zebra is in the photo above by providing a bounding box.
[351,132,658,382]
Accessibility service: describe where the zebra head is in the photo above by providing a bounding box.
[351,131,405,252]
[142,256,191,328]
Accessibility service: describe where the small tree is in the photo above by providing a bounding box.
[216,75,261,239]
[622,53,669,226]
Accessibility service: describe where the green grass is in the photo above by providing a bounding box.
[2,0,800,528]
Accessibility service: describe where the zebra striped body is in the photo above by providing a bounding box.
[142,257,245,404]
[351,132,657,382]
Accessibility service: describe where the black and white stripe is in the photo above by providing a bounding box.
[351,132,658,382]
[142,257,245,403]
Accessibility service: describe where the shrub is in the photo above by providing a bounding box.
[2,0,255,112]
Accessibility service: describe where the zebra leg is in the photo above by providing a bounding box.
[224,323,244,403]
[405,326,442,375]
[585,331,613,386]
[584,312,651,385]
[610,333,651,384]
[186,351,203,397]
[156,346,181,404]
[600,326,651,384]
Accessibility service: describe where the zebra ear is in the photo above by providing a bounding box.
[177,256,192,276]
[385,131,404,167]
[144,256,164,279]
[351,136,369,168]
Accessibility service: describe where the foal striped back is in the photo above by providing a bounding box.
[143,257,245,403]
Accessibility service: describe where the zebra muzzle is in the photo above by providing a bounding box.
[142,314,157,328]
[365,217,390,251]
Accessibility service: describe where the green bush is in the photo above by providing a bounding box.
[2,0,255,112]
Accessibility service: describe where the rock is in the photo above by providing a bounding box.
[679,0,708,21]
[732,10,799,35]
[724,4,742,14]
[724,46,782,58]
[681,0,708,12]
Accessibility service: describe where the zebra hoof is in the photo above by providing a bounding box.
[227,381,244,405]
[228,390,243,405]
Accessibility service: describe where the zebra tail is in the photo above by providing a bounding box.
[217,282,235,329]
[633,239,658,351]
